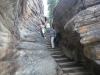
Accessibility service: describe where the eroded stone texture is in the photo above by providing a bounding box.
[64,3,100,75]
[65,4,100,60]
[53,0,100,74]
[0,0,58,75]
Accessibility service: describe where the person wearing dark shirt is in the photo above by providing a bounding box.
[50,27,56,48]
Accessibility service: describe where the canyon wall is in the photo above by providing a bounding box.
[53,0,100,74]
[0,0,58,75]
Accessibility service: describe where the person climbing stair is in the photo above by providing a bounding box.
[50,27,56,48]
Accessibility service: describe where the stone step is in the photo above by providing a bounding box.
[48,47,57,49]
[48,48,61,52]
[46,43,51,45]
[68,72,90,75]
[48,47,59,49]
[63,72,90,75]
[59,61,77,66]
[46,44,51,46]
[63,70,90,75]
[56,59,74,63]
[60,63,81,68]
[52,54,64,56]
[62,66,84,70]
[61,63,81,67]
[72,68,89,73]
[63,68,89,73]
[47,45,51,47]
[46,44,51,45]
[50,51,63,55]
[55,57,68,61]
[53,55,68,59]
[50,50,62,53]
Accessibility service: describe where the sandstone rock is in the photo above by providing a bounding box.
[0,61,19,75]
[0,0,58,75]
[64,3,100,75]
[53,0,100,74]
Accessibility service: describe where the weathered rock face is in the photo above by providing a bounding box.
[53,0,100,74]
[65,4,100,75]
[53,0,100,34]
[0,0,58,75]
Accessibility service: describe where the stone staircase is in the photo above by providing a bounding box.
[46,44,91,75]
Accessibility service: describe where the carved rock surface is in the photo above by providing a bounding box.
[0,0,58,75]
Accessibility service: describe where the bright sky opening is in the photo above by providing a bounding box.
[43,0,48,17]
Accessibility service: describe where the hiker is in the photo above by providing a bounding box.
[50,27,56,48]
[46,23,50,33]
[40,25,46,38]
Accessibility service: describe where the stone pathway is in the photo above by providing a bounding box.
[46,34,91,75]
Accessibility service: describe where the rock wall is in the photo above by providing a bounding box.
[65,4,100,75]
[0,0,58,75]
[53,0,100,75]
